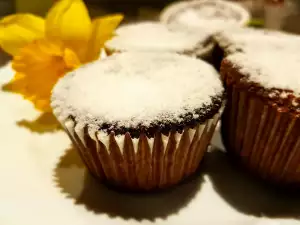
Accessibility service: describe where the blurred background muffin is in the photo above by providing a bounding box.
[160,0,250,61]
[105,21,215,59]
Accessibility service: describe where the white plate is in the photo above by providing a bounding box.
[0,63,299,225]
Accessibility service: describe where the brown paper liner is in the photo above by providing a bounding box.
[221,64,300,187]
[62,114,220,191]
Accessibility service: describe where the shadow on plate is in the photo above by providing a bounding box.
[16,112,62,133]
[54,147,203,221]
[2,75,62,134]
[204,148,300,219]
[1,81,62,134]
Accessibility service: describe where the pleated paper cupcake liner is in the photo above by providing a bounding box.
[62,113,220,191]
[221,76,300,187]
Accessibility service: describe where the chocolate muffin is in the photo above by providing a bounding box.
[221,51,300,187]
[212,27,300,70]
[160,0,250,61]
[105,22,213,59]
[51,52,224,191]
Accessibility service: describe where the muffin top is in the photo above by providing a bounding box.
[160,0,249,31]
[224,51,300,112]
[214,27,300,54]
[105,22,210,55]
[52,52,224,137]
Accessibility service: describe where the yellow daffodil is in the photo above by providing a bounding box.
[0,0,123,112]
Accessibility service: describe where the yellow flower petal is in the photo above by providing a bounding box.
[9,39,79,112]
[84,14,123,62]
[45,0,91,42]
[0,14,45,56]
[63,48,81,68]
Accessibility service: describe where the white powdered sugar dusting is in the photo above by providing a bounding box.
[164,0,249,32]
[227,52,300,95]
[106,22,208,53]
[221,28,300,96]
[52,52,223,129]
[173,8,238,31]
[215,27,300,54]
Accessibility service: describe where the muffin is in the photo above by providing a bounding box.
[160,0,250,60]
[221,50,300,187]
[52,52,225,191]
[212,27,300,70]
[105,22,213,59]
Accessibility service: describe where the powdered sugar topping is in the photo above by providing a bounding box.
[227,51,300,95]
[173,8,238,30]
[106,22,208,53]
[162,0,249,32]
[215,27,300,54]
[52,52,223,129]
